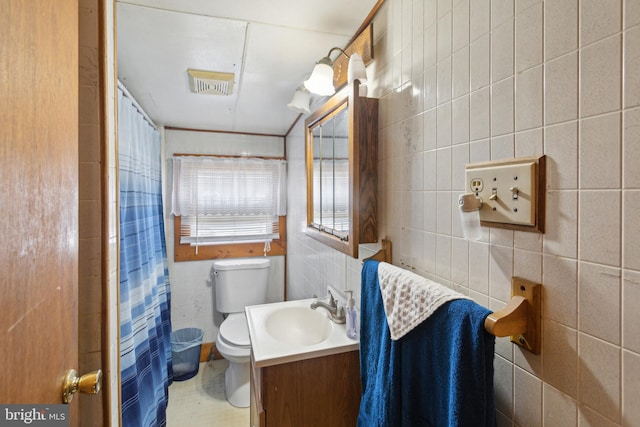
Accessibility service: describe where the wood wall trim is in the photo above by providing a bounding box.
[98,0,112,424]
[350,0,386,45]
[285,113,303,137]
[165,126,285,139]
[200,342,223,362]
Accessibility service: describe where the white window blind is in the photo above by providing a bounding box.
[171,156,287,248]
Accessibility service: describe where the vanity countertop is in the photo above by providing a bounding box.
[245,298,359,368]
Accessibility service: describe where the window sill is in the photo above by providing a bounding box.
[173,216,287,262]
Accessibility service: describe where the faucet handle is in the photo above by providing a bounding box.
[327,290,336,306]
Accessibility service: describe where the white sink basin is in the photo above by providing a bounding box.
[265,307,331,346]
[246,299,359,368]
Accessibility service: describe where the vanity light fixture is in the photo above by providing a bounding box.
[347,53,367,84]
[295,24,373,106]
[347,53,368,96]
[287,86,311,114]
[304,47,351,96]
[304,49,369,97]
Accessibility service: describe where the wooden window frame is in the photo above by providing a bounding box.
[171,153,287,261]
[174,214,287,262]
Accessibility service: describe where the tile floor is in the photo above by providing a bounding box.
[167,360,249,426]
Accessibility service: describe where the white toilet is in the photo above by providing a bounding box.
[213,257,271,408]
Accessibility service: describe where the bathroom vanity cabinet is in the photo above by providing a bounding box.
[250,350,361,427]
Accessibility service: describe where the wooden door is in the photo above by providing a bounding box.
[0,0,80,423]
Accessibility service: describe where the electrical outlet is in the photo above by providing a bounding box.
[465,157,542,227]
[470,178,484,193]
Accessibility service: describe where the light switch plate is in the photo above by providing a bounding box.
[465,156,545,233]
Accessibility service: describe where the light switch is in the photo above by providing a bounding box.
[465,156,545,232]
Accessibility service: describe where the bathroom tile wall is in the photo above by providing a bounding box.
[286,0,640,425]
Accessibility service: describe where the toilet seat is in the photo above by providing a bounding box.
[219,313,250,347]
[216,313,251,362]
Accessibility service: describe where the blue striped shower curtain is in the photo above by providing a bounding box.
[119,86,172,427]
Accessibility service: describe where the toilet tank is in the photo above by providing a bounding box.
[213,258,271,313]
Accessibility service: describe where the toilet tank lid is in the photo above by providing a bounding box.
[213,258,271,271]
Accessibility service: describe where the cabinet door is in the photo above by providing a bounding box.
[309,102,347,236]
[332,109,350,235]
[262,351,361,427]
[304,80,378,258]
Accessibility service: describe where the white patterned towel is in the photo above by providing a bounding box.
[378,262,470,340]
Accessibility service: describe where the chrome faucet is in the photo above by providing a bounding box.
[310,291,346,324]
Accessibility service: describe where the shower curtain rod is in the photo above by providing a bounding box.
[117,79,158,130]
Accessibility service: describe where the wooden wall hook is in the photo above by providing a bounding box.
[484,277,542,354]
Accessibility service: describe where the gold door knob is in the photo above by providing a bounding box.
[62,369,102,404]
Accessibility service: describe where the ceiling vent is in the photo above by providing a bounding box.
[187,69,235,96]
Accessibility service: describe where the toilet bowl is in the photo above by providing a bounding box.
[213,257,270,408]
[216,313,252,407]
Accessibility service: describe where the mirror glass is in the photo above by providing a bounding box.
[333,109,349,234]
[309,103,349,240]
[312,126,322,226]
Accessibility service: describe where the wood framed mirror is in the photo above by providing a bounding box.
[305,81,378,258]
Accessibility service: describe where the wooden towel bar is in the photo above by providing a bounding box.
[484,277,542,354]
[363,239,542,354]
[363,239,392,263]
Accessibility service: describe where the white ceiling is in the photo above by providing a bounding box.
[116,0,379,136]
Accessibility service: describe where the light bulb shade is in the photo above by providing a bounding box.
[304,63,335,96]
[348,53,367,85]
[287,88,311,114]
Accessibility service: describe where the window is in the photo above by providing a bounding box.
[171,156,287,260]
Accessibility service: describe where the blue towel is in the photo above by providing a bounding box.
[358,260,497,427]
